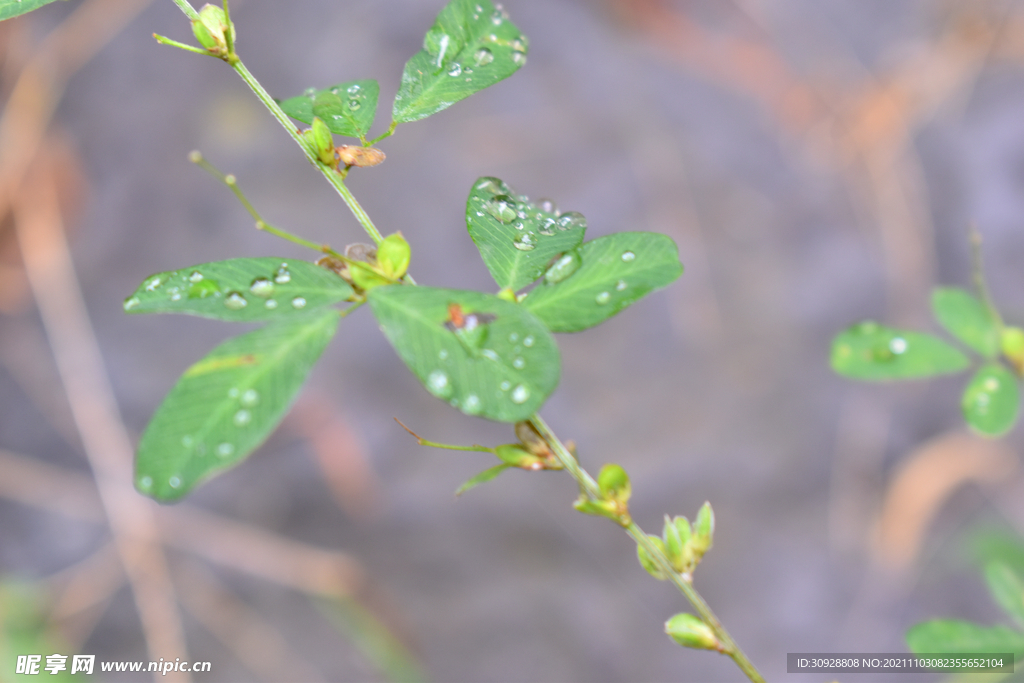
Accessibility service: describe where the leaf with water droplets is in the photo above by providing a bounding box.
[906,619,1024,659]
[932,287,1000,359]
[523,233,683,332]
[279,80,379,139]
[962,363,1019,437]
[831,322,970,380]
[134,310,340,502]
[466,177,586,292]
[124,257,353,322]
[392,0,528,123]
[0,0,66,22]
[368,285,559,422]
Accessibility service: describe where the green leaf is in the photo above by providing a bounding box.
[466,177,586,292]
[124,257,353,322]
[906,619,1024,656]
[392,0,527,123]
[368,285,560,422]
[279,80,379,138]
[0,0,67,22]
[455,463,511,496]
[135,310,340,502]
[831,322,971,380]
[986,562,1024,628]
[963,364,1020,437]
[523,232,683,332]
[932,287,1000,358]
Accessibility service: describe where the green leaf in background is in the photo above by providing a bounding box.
[932,287,1000,358]
[985,562,1024,628]
[466,177,586,292]
[1,581,83,681]
[524,232,683,333]
[279,80,379,138]
[962,363,1020,437]
[368,285,560,422]
[907,619,1024,657]
[124,257,353,322]
[135,310,340,502]
[455,463,511,495]
[831,322,970,381]
[392,0,527,123]
[0,0,67,22]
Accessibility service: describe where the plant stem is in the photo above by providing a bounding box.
[529,413,766,683]
[969,224,1004,331]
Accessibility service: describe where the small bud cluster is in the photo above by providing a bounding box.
[494,421,564,471]
[637,502,714,580]
[191,4,236,62]
[573,463,632,526]
[316,233,410,293]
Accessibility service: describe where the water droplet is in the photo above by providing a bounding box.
[168,287,182,301]
[291,296,307,309]
[889,337,907,354]
[557,211,586,232]
[513,234,536,251]
[169,476,182,489]
[274,264,291,284]
[621,251,636,262]
[480,348,500,362]
[474,47,494,66]
[347,84,361,94]
[181,435,194,448]
[124,296,140,311]
[240,389,260,407]
[984,377,1000,391]
[228,387,240,398]
[475,177,507,194]
[523,335,534,347]
[189,271,204,283]
[514,222,526,231]
[144,276,162,291]
[511,37,527,52]
[188,279,219,299]
[491,9,504,24]
[304,87,317,98]
[265,299,278,309]
[224,292,248,310]
[616,280,628,291]
[512,51,527,66]
[447,62,463,77]
[250,277,274,298]
[427,370,453,398]
[462,394,482,414]
[438,349,449,361]
[485,194,517,223]
[500,381,511,391]
[538,219,557,236]
[544,251,582,284]
[509,332,519,343]
[348,98,361,110]
[233,409,252,426]
[512,357,526,369]
[216,442,235,458]
[595,291,611,305]
[538,198,557,214]
[138,476,153,490]
[511,384,530,404]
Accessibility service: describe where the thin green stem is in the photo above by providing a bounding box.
[153,33,214,57]
[171,0,200,20]
[529,414,766,683]
[394,419,495,453]
[370,120,399,146]
[970,224,1004,330]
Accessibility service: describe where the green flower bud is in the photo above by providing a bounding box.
[1002,326,1024,368]
[514,421,549,456]
[309,117,336,166]
[377,232,411,280]
[496,287,517,303]
[637,535,668,580]
[597,463,631,504]
[665,613,720,651]
[663,515,692,572]
[348,261,391,292]
[691,501,714,558]
[572,497,619,522]
[191,4,235,54]
[494,444,545,470]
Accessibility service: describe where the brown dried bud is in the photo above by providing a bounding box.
[336,145,386,168]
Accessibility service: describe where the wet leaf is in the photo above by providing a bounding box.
[368,285,560,422]
[466,177,585,292]
[135,310,339,502]
[831,322,970,380]
[523,232,683,332]
[932,287,1000,358]
[279,80,379,139]
[393,0,527,123]
[455,463,511,496]
[962,364,1019,437]
[906,619,1024,657]
[0,0,66,22]
[124,257,353,322]
[985,562,1024,628]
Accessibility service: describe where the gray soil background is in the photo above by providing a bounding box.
[5,0,1024,681]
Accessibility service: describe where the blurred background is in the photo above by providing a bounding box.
[4,0,1024,681]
